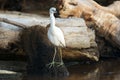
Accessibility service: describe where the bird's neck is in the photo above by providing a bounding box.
[50,13,55,28]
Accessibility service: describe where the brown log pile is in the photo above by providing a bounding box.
[57,0,120,57]
[0,0,119,62]
[0,11,99,61]
[57,0,120,18]
[0,0,119,77]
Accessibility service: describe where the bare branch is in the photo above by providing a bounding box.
[0,17,27,29]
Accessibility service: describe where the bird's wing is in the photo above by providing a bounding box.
[47,26,66,47]
[55,27,66,47]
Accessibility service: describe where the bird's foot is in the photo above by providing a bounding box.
[46,61,57,68]
[56,62,64,67]
[46,61,64,68]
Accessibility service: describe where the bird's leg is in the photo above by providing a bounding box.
[57,47,64,67]
[46,47,57,68]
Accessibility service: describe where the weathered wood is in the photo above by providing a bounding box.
[107,1,120,17]
[0,12,96,49]
[0,17,27,29]
[57,0,120,57]
[57,0,120,46]
[56,18,96,49]
[57,0,120,17]
[0,11,98,61]
[91,10,120,50]
[0,14,70,76]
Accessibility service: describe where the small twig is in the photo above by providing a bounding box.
[0,17,28,29]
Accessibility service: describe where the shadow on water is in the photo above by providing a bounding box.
[22,58,120,80]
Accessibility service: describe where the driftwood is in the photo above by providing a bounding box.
[0,11,71,76]
[0,18,27,29]
[90,10,120,48]
[0,11,98,62]
[0,0,119,78]
[57,0,120,56]
[106,1,120,17]
[57,0,120,18]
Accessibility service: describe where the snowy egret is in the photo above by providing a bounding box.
[47,7,65,68]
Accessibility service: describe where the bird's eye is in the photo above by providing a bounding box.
[69,2,78,6]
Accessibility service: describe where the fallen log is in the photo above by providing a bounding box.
[0,11,98,61]
[90,9,120,48]
[0,11,71,76]
[57,0,120,18]
[57,0,120,57]
[105,1,120,17]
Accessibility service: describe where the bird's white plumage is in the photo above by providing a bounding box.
[48,26,65,47]
[46,7,65,68]
[48,7,66,47]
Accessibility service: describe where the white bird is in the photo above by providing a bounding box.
[47,7,66,68]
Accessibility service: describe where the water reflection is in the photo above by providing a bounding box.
[23,59,120,80]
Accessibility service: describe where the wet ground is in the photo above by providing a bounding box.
[21,58,120,80]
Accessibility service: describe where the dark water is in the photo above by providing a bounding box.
[23,58,120,80]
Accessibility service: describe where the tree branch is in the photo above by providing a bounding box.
[0,17,27,29]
